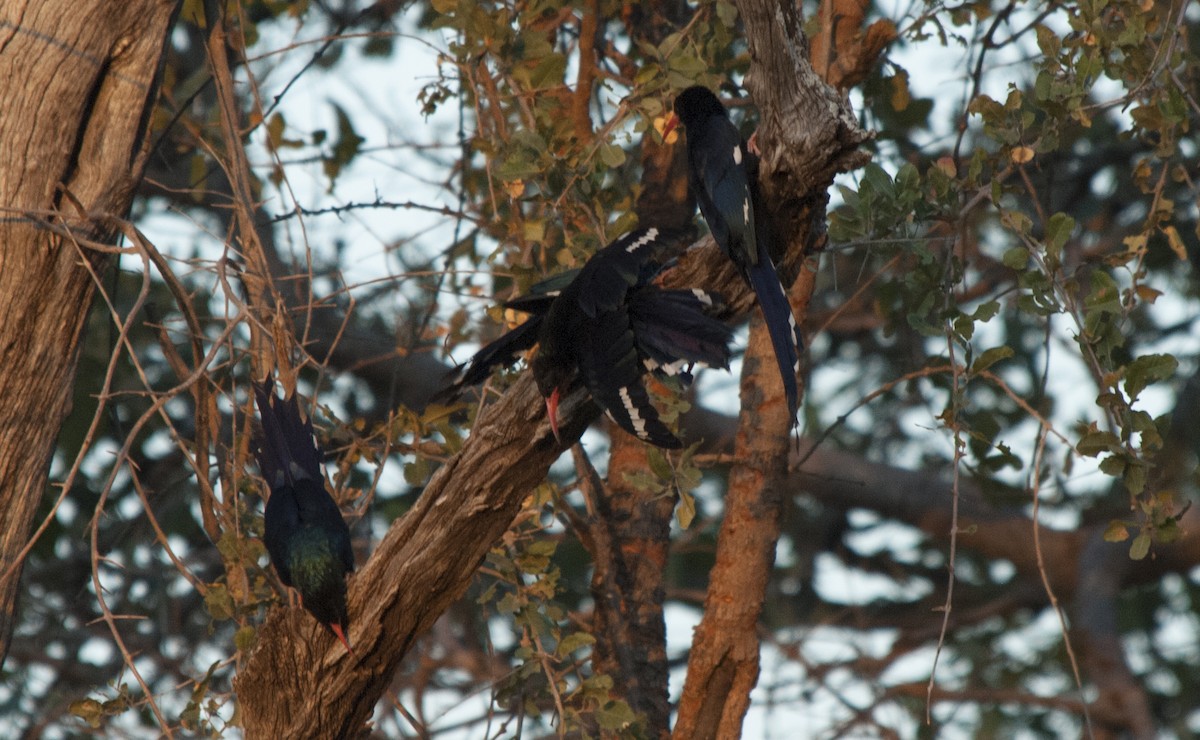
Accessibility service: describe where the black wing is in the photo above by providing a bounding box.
[689,123,757,268]
[253,381,323,489]
[576,305,682,449]
[629,288,733,379]
[573,227,687,319]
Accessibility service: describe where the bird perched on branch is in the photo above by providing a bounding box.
[664,85,801,422]
[253,380,355,653]
[436,227,734,448]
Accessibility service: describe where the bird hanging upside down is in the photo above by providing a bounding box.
[253,380,355,654]
[437,227,734,449]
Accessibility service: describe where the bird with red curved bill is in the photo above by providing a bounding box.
[436,227,734,448]
[663,85,802,423]
[253,380,355,654]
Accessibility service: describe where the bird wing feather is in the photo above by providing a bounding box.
[577,305,682,448]
[690,123,757,269]
[628,288,733,376]
[433,315,545,401]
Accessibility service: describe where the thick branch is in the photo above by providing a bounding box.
[673,307,797,738]
[235,375,591,736]
[672,0,875,734]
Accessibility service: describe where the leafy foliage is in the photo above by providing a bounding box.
[9,0,1200,737]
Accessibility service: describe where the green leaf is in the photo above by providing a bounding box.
[1083,270,1121,314]
[527,52,567,89]
[1002,246,1028,269]
[403,459,430,486]
[1035,23,1061,57]
[595,700,637,731]
[526,540,557,557]
[676,488,697,529]
[204,583,234,621]
[1124,353,1178,401]
[1157,516,1181,544]
[715,0,738,27]
[1044,212,1075,266]
[69,699,104,729]
[323,103,365,185]
[496,153,541,181]
[497,592,522,615]
[598,142,626,168]
[647,446,673,480]
[266,112,286,149]
[1098,454,1125,476]
[1129,530,1151,560]
[971,346,1013,374]
[862,163,895,199]
[556,631,595,657]
[1077,429,1120,457]
[1124,461,1147,496]
[970,300,1001,323]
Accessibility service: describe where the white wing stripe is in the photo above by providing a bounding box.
[624,227,660,254]
[617,386,649,438]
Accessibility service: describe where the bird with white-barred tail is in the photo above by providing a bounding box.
[437,227,734,448]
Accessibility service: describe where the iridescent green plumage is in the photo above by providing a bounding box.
[254,381,355,652]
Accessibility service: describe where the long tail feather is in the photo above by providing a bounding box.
[254,381,322,487]
[747,259,800,422]
[432,316,544,402]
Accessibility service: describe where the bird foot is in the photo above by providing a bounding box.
[747,131,761,157]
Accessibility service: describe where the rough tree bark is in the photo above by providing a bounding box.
[671,0,873,736]
[580,430,677,736]
[0,0,178,667]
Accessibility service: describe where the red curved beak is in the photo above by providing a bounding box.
[662,113,680,140]
[330,622,355,657]
[545,388,562,444]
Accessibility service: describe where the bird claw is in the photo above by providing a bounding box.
[747,131,761,157]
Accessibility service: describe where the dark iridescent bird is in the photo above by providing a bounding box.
[665,85,801,421]
[253,380,355,653]
[437,227,734,448]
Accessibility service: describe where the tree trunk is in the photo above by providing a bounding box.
[671,0,872,735]
[0,0,178,665]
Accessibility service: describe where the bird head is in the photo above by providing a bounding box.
[532,351,572,445]
[670,85,728,129]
